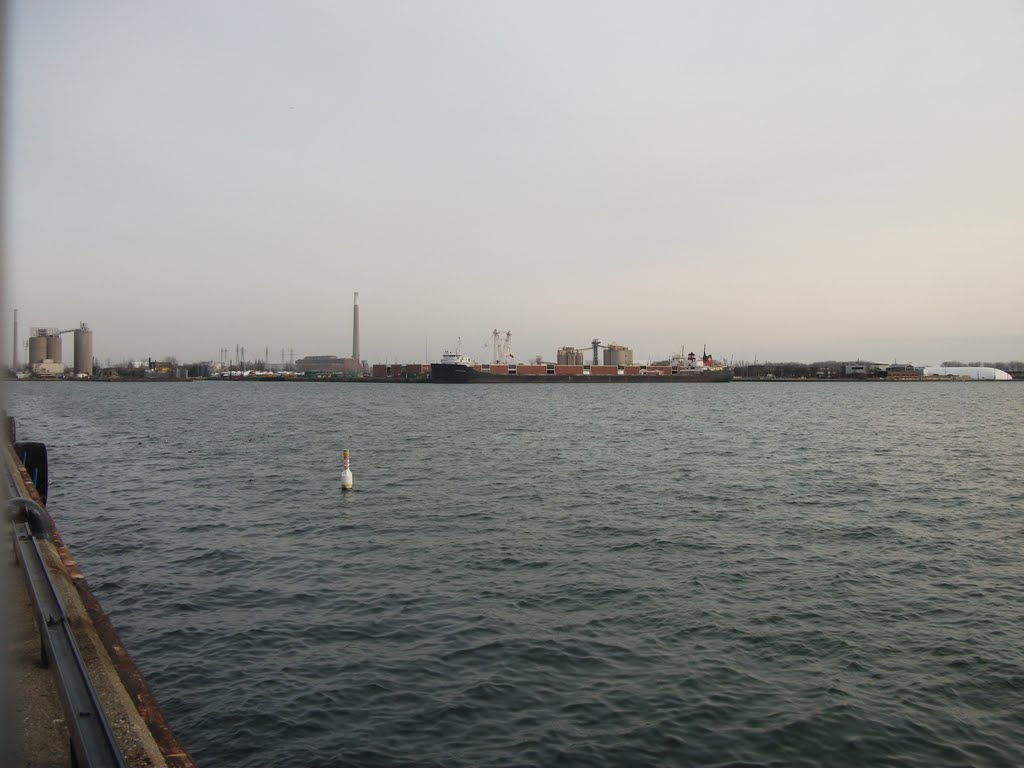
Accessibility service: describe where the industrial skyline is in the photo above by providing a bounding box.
[6,300,1020,374]
[3,2,1022,366]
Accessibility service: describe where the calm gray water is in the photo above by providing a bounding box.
[8,381,1024,767]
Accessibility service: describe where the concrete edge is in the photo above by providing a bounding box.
[6,443,197,767]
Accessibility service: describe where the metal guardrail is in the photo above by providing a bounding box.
[10,496,130,768]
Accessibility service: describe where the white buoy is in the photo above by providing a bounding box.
[341,449,353,490]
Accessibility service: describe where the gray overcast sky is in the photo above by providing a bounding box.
[4,1,1022,366]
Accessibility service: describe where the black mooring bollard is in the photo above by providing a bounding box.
[14,441,49,505]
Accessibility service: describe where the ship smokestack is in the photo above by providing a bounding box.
[352,292,360,365]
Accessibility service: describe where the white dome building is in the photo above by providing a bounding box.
[922,366,1013,380]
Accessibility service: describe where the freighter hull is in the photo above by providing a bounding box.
[430,363,478,382]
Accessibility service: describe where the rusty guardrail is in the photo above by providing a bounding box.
[5,424,196,767]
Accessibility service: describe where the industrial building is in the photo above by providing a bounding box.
[603,343,633,366]
[25,322,94,377]
[557,347,585,366]
[370,363,430,380]
[556,340,634,366]
[295,293,363,374]
[295,355,363,374]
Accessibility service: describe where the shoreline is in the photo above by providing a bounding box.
[6,376,1020,384]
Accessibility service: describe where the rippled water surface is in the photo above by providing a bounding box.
[8,381,1024,767]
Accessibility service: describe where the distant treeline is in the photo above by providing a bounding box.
[939,361,1023,370]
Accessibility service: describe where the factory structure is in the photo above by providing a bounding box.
[22,319,94,377]
[294,292,366,375]
[557,340,634,367]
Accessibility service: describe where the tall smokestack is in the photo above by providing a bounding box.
[352,292,360,365]
[12,309,17,370]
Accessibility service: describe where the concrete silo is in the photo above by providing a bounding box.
[46,334,62,364]
[29,332,48,365]
[557,346,584,366]
[603,343,633,366]
[74,324,94,376]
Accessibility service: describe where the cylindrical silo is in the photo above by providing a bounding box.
[74,325,94,376]
[557,346,585,366]
[46,334,62,364]
[603,344,633,366]
[29,335,48,365]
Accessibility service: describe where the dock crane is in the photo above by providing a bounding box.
[484,329,514,363]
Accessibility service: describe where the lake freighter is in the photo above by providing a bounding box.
[430,348,733,383]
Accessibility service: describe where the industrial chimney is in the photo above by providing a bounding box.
[352,292,360,365]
